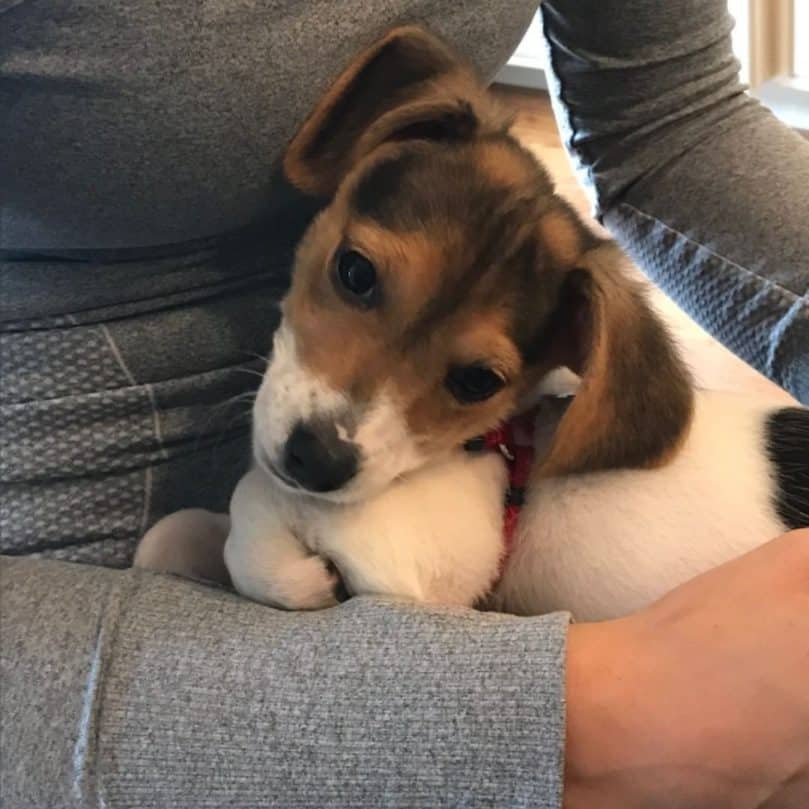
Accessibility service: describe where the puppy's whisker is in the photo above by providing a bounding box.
[241,350,271,365]
[233,367,267,380]
[206,408,256,460]
[195,390,257,443]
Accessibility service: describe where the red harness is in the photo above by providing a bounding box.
[465,410,537,576]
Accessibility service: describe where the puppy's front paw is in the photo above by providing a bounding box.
[275,555,343,610]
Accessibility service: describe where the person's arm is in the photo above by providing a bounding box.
[0,557,568,809]
[7,538,809,809]
[564,528,809,809]
[541,0,809,403]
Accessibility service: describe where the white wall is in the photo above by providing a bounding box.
[727,0,751,83]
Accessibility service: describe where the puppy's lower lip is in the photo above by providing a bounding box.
[271,465,300,488]
[256,449,301,490]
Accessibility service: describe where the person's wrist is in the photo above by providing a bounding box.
[563,615,719,809]
[564,618,645,809]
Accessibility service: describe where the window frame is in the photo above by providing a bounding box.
[748,0,809,131]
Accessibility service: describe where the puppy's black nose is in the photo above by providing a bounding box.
[283,421,359,493]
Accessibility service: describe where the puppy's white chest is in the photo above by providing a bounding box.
[225,451,508,609]
[312,451,508,605]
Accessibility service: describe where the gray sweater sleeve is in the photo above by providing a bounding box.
[541,0,809,403]
[0,557,568,809]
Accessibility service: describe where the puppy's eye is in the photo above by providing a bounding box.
[446,364,506,404]
[336,249,377,302]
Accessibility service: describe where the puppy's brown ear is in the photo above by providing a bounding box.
[538,238,694,477]
[283,26,503,196]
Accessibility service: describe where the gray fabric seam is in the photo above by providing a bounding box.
[71,572,142,808]
[767,295,808,397]
[140,465,153,536]
[98,323,173,455]
[98,321,168,533]
[71,611,108,808]
[617,202,804,306]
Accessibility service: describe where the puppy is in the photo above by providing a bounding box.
[135,26,809,621]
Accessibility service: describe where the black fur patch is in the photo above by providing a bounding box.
[352,151,419,225]
[387,103,478,144]
[766,407,809,529]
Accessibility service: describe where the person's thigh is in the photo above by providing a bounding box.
[0,279,279,566]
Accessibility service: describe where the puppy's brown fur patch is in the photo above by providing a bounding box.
[284,26,506,197]
[281,25,694,476]
[539,245,694,477]
[539,207,585,268]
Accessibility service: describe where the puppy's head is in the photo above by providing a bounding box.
[253,27,694,501]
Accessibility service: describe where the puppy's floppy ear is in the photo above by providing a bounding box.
[535,211,694,477]
[283,26,504,196]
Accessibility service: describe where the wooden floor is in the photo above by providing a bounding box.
[493,85,794,403]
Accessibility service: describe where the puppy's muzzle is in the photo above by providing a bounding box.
[282,421,359,493]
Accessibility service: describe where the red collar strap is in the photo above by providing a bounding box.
[464,409,537,577]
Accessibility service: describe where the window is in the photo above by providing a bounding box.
[745,0,809,130]
[728,0,751,83]
[795,0,808,79]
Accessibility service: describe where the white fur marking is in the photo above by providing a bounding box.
[225,454,507,608]
[344,390,427,499]
[494,390,787,620]
[253,323,347,463]
[254,322,426,501]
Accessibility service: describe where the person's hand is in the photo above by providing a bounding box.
[564,528,809,809]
